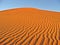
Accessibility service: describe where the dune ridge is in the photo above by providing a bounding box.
[0,8,60,45]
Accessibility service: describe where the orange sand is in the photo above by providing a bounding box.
[0,8,60,45]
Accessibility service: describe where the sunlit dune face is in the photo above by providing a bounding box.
[0,8,60,24]
[0,8,60,45]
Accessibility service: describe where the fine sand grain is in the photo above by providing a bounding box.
[0,8,60,45]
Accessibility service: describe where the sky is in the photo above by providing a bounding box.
[0,0,60,12]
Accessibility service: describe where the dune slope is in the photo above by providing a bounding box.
[0,8,60,45]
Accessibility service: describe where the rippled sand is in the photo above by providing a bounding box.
[0,8,60,45]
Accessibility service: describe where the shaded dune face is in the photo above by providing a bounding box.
[0,8,60,45]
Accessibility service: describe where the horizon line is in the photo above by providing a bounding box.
[0,7,60,12]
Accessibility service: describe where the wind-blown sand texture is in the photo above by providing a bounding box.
[0,8,60,45]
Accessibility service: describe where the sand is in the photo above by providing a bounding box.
[0,8,60,45]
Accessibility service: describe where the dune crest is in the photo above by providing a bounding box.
[0,8,60,45]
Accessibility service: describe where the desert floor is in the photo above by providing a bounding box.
[0,8,60,45]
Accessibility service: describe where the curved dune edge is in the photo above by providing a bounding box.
[0,8,60,45]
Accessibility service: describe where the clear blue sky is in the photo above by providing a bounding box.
[0,0,60,12]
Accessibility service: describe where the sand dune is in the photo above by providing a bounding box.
[0,8,60,45]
